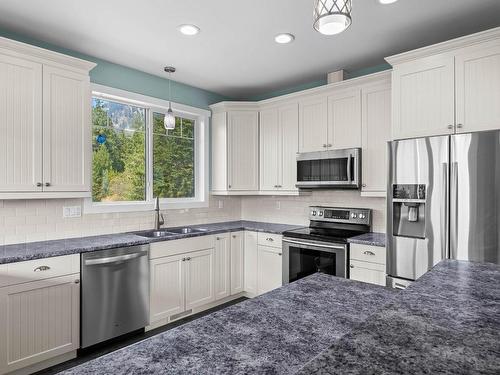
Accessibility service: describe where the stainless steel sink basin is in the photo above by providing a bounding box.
[167,227,208,234]
[135,230,176,238]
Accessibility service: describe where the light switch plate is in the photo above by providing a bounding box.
[63,206,82,218]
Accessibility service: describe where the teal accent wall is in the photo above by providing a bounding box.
[248,63,391,101]
[0,28,228,110]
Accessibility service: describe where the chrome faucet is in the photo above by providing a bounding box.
[154,197,165,230]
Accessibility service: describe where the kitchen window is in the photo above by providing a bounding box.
[85,84,209,213]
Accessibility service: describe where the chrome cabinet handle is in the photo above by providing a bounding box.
[216,237,220,241]
[278,253,282,256]
[45,182,51,187]
[362,184,367,188]
[182,257,186,262]
[447,124,454,130]
[456,123,463,129]
[322,144,327,148]
[266,237,274,242]
[363,251,375,256]
[74,279,80,284]
[232,235,236,238]
[350,264,354,268]
[228,184,232,189]
[186,257,191,261]
[36,182,42,187]
[34,265,51,272]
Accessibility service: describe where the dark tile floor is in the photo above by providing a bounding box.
[35,297,247,375]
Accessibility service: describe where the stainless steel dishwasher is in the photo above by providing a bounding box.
[81,244,150,348]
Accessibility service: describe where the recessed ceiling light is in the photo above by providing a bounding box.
[178,24,200,36]
[275,33,295,44]
[378,0,399,4]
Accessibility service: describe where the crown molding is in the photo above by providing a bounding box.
[0,36,96,73]
[385,26,500,66]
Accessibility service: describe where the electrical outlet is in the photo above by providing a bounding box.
[218,200,224,209]
[63,206,82,218]
[276,201,281,210]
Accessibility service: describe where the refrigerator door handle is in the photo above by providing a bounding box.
[450,162,459,258]
[441,163,449,260]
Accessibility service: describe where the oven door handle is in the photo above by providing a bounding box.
[282,239,345,251]
[347,154,352,181]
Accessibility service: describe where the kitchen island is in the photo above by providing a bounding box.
[58,260,500,375]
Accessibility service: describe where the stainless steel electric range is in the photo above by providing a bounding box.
[282,206,372,283]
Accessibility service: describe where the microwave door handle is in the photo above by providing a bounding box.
[347,154,352,181]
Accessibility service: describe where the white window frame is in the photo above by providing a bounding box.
[84,84,210,214]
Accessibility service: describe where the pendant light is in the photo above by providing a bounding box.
[163,66,176,130]
[313,0,352,36]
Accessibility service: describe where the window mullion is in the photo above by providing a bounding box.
[146,108,154,203]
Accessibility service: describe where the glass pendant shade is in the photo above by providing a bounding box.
[313,0,352,35]
[164,106,175,130]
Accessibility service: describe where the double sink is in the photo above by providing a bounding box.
[135,226,208,239]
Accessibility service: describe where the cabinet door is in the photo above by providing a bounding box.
[0,275,79,374]
[43,65,90,192]
[244,231,258,295]
[0,53,43,192]
[185,249,215,310]
[299,96,328,153]
[259,108,279,191]
[361,83,391,195]
[257,246,283,295]
[327,89,362,149]
[392,55,455,139]
[349,260,386,286]
[279,103,299,191]
[455,42,500,133]
[227,111,259,191]
[230,232,245,295]
[214,234,230,300]
[211,112,228,192]
[149,254,185,323]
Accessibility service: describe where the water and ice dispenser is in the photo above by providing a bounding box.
[392,184,426,239]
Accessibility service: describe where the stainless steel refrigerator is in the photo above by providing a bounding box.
[387,131,500,288]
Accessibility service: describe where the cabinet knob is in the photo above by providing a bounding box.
[232,235,236,238]
[182,257,186,262]
[228,185,232,189]
[322,144,327,148]
[186,257,191,261]
[447,124,454,130]
[45,182,51,187]
[74,279,80,284]
[456,123,463,129]
[36,182,42,187]
[362,184,367,188]
[350,264,354,268]
[278,253,282,256]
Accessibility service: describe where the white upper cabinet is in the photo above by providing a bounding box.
[387,27,500,139]
[390,55,455,139]
[0,53,42,192]
[210,104,259,194]
[43,66,90,192]
[361,80,391,196]
[228,111,259,191]
[259,103,299,193]
[455,41,500,133]
[0,37,95,199]
[298,95,328,153]
[327,89,362,149]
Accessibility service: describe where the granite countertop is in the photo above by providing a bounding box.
[297,260,500,375]
[0,220,301,265]
[348,232,386,247]
[59,273,398,375]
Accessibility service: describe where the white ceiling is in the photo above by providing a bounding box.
[0,0,499,99]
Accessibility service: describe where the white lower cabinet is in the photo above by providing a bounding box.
[214,234,231,300]
[257,245,283,295]
[349,244,387,286]
[185,249,215,310]
[230,232,244,295]
[244,231,258,296]
[0,255,80,375]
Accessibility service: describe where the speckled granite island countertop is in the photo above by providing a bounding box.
[0,221,301,264]
[297,260,500,375]
[347,232,386,247]
[59,273,398,375]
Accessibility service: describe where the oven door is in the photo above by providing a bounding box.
[282,238,348,284]
[296,148,361,189]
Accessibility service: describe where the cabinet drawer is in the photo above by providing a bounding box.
[0,254,80,287]
[350,244,386,265]
[349,260,386,286]
[150,235,215,259]
[257,233,282,248]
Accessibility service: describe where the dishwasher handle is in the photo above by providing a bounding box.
[84,251,148,266]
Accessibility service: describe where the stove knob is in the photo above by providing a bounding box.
[312,211,317,216]
[319,211,323,216]
[359,213,365,219]
[351,212,358,219]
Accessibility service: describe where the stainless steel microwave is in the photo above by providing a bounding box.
[296,148,361,189]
